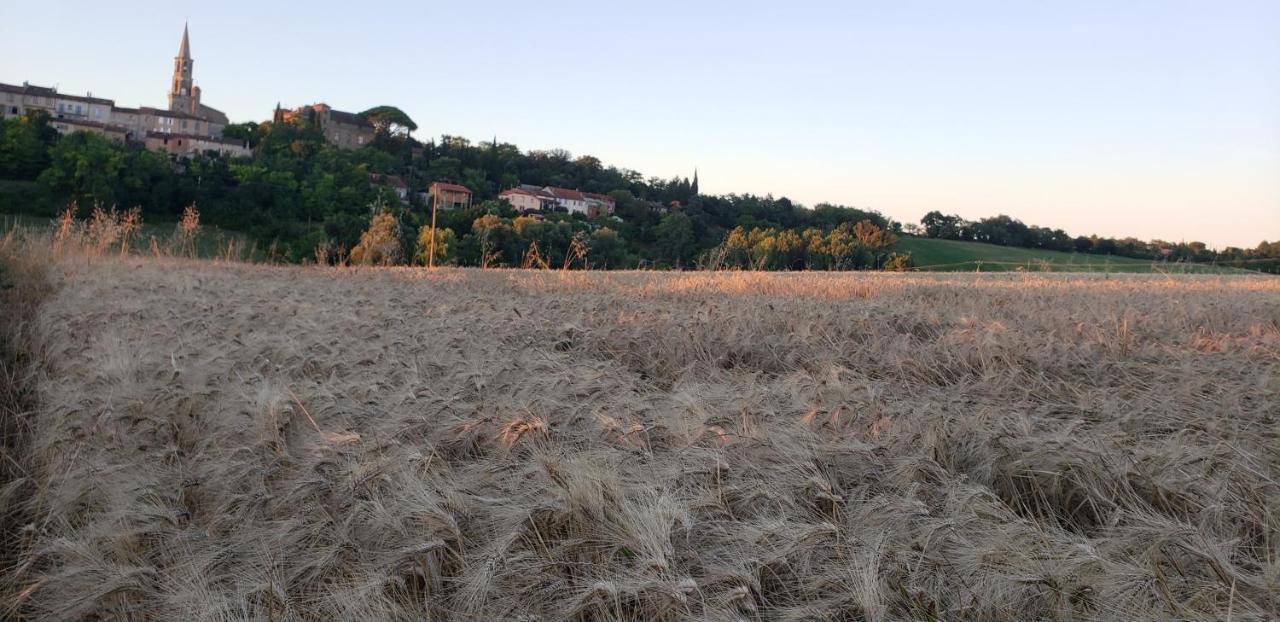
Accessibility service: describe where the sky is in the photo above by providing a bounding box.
[2,1,1278,248]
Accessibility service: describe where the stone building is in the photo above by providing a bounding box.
[0,24,243,157]
[166,24,229,126]
[276,102,375,149]
[145,132,250,158]
[0,82,115,126]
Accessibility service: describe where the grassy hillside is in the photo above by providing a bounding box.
[895,236,1236,273]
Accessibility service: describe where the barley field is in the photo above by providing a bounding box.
[2,251,1278,620]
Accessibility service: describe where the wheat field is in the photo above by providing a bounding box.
[1,251,1278,620]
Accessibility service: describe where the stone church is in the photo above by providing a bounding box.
[166,23,229,126]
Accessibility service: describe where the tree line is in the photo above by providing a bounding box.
[916,211,1280,271]
[0,109,901,268]
[3,108,1275,271]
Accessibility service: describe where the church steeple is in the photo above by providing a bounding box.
[177,22,191,60]
[169,23,196,114]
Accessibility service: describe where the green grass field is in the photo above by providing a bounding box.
[894,236,1244,273]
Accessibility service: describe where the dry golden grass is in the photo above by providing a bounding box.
[2,244,1279,620]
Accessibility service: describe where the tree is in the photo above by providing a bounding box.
[360,106,418,137]
[349,211,402,265]
[853,219,896,252]
[654,211,696,267]
[0,111,57,179]
[921,211,963,239]
[221,121,263,149]
[589,227,628,268]
[417,225,457,265]
[37,130,123,208]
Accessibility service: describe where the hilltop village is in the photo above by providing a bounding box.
[0,24,629,220]
[3,25,1270,271]
[1,26,251,158]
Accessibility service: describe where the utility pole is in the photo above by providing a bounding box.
[428,184,438,268]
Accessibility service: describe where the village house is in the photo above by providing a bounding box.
[498,185,613,216]
[369,173,409,202]
[1,82,115,125]
[48,117,129,142]
[429,182,472,210]
[138,107,222,138]
[145,132,251,158]
[543,186,589,214]
[582,192,616,218]
[499,186,556,213]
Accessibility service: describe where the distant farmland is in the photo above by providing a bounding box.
[895,236,1244,273]
[1,239,1276,620]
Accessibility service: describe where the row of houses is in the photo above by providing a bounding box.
[366,178,616,218]
[1,82,251,158]
[500,185,616,218]
[1,25,251,158]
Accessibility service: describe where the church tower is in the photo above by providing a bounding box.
[168,23,199,115]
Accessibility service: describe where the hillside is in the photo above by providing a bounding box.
[896,236,1236,273]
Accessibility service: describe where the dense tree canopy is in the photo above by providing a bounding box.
[1,109,1274,271]
[915,211,1279,271]
[360,106,418,136]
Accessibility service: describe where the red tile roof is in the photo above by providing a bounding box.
[545,187,585,201]
[431,181,472,194]
[515,185,558,199]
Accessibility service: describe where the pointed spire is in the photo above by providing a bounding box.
[177,22,191,59]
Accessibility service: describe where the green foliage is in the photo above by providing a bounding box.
[221,121,263,148]
[0,111,57,179]
[913,211,1276,269]
[6,107,1266,271]
[37,131,123,208]
[713,220,895,270]
[360,106,418,135]
[653,212,696,267]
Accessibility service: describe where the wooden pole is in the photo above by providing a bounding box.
[428,186,438,269]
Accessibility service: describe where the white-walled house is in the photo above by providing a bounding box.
[501,186,561,213]
[544,187,589,214]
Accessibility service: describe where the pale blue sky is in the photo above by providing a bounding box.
[3,1,1278,247]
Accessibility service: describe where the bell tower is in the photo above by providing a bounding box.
[168,23,196,114]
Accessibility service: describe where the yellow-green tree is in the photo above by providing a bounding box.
[349,212,402,266]
[417,225,458,266]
